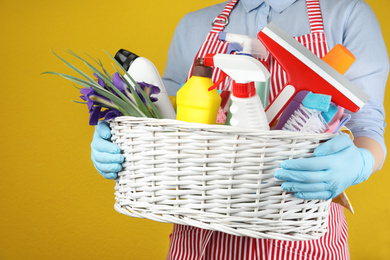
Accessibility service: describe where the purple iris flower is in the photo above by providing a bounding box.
[80,87,94,111]
[93,73,105,88]
[112,72,127,92]
[112,72,136,104]
[90,107,122,125]
[136,81,161,103]
[89,106,105,125]
[111,72,161,105]
[80,87,117,112]
[80,73,161,125]
[104,110,122,121]
[79,87,122,125]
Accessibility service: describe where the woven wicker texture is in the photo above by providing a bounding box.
[110,116,334,241]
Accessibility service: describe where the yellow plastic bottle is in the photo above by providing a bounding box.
[176,59,221,124]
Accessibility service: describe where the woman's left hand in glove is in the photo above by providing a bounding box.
[274,134,375,200]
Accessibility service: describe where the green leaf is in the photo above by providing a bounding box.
[47,50,163,120]
[84,53,112,80]
[51,50,96,84]
[72,83,82,90]
[60,50,145,117]
[73,100,88,104]
[42,71,98,89]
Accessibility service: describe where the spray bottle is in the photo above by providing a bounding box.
[204,54,270,130]
[219,33,270,109]
[176,58,221,124]
[115,49,176,119]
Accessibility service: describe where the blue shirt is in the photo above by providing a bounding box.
[162,0,389,160]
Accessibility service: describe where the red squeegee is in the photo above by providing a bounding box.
[257,23,369,125]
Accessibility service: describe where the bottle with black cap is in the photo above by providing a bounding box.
[176,58,221,124]
[115,49,176,119]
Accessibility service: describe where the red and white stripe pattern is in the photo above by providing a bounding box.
[167,204,349,260]
[210,0,238,34]
[167,225,213,259]
[307,0,325,32]
[170,0,350,259]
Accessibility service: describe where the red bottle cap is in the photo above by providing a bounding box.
[232,81,256,98]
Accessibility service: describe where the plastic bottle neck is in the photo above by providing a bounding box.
[232,81,256,98]
[192,58,213,78]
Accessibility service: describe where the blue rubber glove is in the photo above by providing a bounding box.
[274,134,375,200]
[91,121,124,179]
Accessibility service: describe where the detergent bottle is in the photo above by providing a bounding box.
[204,54,270,130]
[115,49,176,119]
[176,58,221,124]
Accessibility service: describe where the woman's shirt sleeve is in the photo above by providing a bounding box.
[330,0,389,164]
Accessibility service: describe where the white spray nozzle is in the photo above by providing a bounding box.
[219,32,269,60]
[204,53,270,83]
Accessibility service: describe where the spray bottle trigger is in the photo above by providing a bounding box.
[208,71,228,91]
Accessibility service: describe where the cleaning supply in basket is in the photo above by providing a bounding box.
[176,58,221,124]
[301,91,332,112]
[258,23,369,126]
[322,103,339,123]
[325,106,352,134]
[228,82,270,130]
[115,49,176,119]
[273,91,309,130]
[271,42,357,130]
[282,104,329,133]
[218,32,270,109]
[204,53,270,130]
[282,92,331,133]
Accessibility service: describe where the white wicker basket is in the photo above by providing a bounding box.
[110,116,334,241]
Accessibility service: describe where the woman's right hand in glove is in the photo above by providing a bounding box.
[91,121,124,179]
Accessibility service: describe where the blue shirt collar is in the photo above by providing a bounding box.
[241,0,298,13]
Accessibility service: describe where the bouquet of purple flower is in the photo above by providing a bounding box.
[44,50,163,125]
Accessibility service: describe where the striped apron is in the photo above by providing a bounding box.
[168,1,349,259]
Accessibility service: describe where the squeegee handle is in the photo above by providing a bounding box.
[265,85,296,125]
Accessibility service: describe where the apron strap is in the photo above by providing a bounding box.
[306,0,325,33]
[210,0,239,33]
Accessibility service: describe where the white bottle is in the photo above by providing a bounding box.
[204,54,270,130]
[115,49,176,119]
[229,82,270,130]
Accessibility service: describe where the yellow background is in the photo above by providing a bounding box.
[0,0,389,259]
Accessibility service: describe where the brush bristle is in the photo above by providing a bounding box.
[282,105,328,133]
